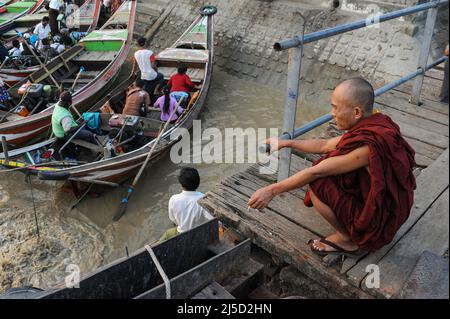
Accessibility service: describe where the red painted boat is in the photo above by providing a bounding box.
[0,0,136,147]
[0,5,218,187]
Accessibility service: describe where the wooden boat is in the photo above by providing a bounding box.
[0,0,136,147]
[0,1,14,9]
[0,5,217,187]
[0,0,103,87]
[0,219,252,299]
[0,0,45,33]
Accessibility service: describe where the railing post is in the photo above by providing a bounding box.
[278,39,303,182]
[410,1,439,105]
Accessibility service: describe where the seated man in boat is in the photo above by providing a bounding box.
[38,38,60,59]
[34,16,52,43]
[159,167,214,242]
[52,91,97,158]
[153,86,184,123]
[122,79,151,116]
[248,78,416,256]
[132,37,164,104]
[167,64,201,108]
[8,40,23,58]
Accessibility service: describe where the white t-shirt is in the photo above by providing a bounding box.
[49,0,61,10]
[34,23,51,40]
[9,46,22,57]
[134,49,157,81]
[168,191,214,233]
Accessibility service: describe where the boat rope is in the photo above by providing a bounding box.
[145,244,171,299]
[27,174,40,239]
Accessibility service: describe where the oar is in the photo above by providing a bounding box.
[71,66,85,92]
[21,40,60,88]
[113,96,185,222]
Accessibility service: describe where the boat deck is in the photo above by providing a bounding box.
[199,66,449,299]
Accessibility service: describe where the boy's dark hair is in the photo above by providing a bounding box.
[12,39,20,48]
[42,16,50,22]
[178,167,200,191]
[177,64,188,75]
[135,79,146,88]
[137,37,147,47]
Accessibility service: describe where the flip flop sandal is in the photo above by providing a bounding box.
[308,238,364,258]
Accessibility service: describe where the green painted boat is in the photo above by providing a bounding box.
[0,0,44,31]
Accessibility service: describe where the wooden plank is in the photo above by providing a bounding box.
[392,89,448,115]
[192,282,236,299]
[376,92,449,126]
[364,189,449,299]
[136,239,252,299]
[223,170,335,237]
[395,84,442,104]
[425,68,444,81]
[394,119,448,149]
[200,186,371,298]
[345,149,449,289]
[405,137,444,162]
[378,104,449,137]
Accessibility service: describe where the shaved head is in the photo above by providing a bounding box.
[335,78,375,114]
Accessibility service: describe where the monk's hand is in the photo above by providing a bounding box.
[248,186,275,210]
[263,138,284,154]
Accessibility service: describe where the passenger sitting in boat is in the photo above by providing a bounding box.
[153,86,184,123]
[39,38,59,59]
[132,37,164,104]
[159,167,214,242]
[60,28,87,46]
[52,91,97,156]
[0,78,10,111]
[122,79,151,116]
[8,40,23,58]
[249,78,416,256]
[167,64,201,108]
[0,42,9,63]
[34,16,52,42]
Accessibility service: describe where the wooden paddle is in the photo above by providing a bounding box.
[71,66,85,92]
[113,96,185,222]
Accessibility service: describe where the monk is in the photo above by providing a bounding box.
[248,78,416,256]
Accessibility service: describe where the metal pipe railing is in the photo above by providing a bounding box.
[275,56,448,141]
[274,0,448,51]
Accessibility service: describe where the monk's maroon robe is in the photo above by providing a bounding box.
[304,114,416,252]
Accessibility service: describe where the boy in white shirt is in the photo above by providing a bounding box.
[159,167,214,242]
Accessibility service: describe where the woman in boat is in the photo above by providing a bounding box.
[153,86,184,124]
[167,64,201,108]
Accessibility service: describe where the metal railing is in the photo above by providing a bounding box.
[274,0,449,182]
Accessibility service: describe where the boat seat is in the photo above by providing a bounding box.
[71,139,104,153]
[158,67,205,82]
[73,51,117,63]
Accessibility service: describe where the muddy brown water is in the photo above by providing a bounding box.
[0,67,332,292]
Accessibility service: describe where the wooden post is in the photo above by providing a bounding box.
[278,39,303,182]
[410,3,439,105]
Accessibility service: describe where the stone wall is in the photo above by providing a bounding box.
[135,0,449,90]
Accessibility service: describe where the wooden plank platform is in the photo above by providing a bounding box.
[199,67,449,299]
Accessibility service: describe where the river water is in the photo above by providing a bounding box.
[0,67,331,292]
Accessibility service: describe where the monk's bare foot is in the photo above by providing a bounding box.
[311,233,359,252]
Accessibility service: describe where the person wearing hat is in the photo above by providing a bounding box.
[52,91,97,154]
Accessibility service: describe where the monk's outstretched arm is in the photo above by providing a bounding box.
[248,145,370,209]
[266,136,342,155]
